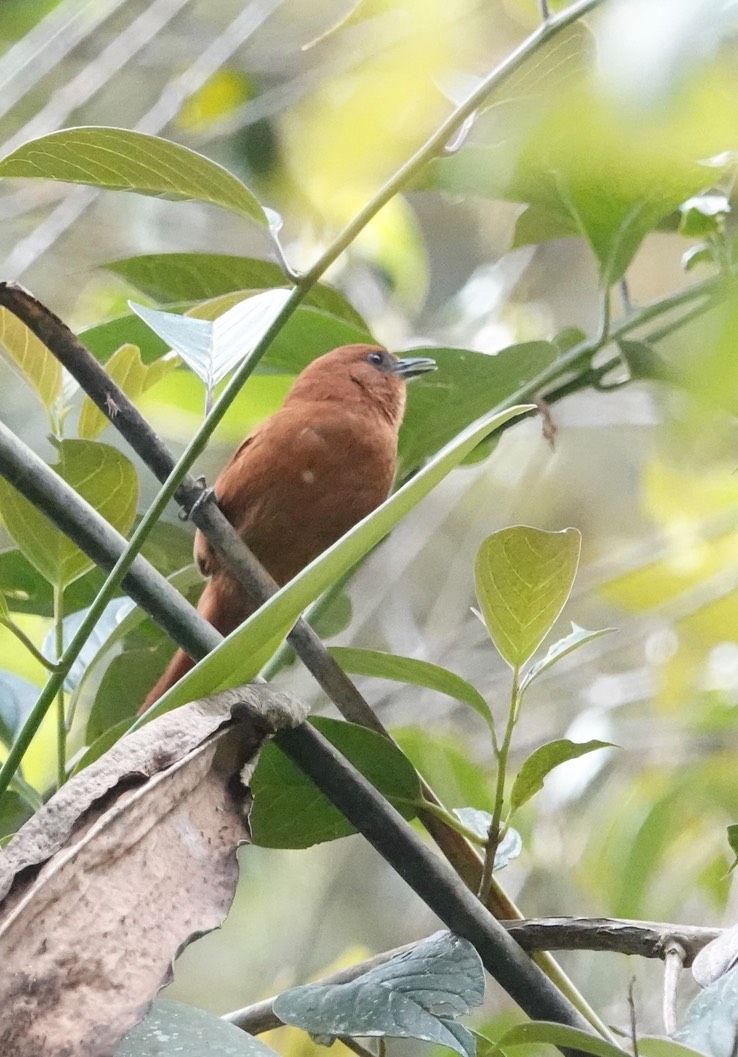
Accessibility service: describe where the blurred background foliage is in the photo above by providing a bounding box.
[2,0,738,1045]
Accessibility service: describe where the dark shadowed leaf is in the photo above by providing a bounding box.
[250,717,421,849]
[397,343,556,477]
[675,965,738,1057]
[273,931,484,1057]
[116,998,280,1057]
[474,526,581,669]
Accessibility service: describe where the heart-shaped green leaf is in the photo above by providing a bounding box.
[474,526,581,669]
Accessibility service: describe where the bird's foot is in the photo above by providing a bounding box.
[181,478,218,521]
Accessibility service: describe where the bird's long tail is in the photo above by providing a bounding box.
[138,574,253,714]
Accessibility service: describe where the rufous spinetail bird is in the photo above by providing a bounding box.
[140,343,436,711]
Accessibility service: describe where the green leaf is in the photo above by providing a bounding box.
[104,252,367,329]
[0,440,138,589]
[641,1040,711,1057]
[679,193,730,238]
[509,739,614,814]
[78,343,178,439]
[474,526,581,670]
[0,127,267,225]
[273,931,484,1057]
[397,343,556,477]
[116,998,280,1057]
[141,404,531,715]
[519,623,614,694]
[0,307,61,410]
[329,647,493,732]
[499,1022,630,1057]
[250,717,421,849]
[617,339,674,383]
[511,203,578,248]
[0,789,35,840]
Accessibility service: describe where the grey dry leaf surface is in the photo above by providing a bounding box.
[0,685,308,1057]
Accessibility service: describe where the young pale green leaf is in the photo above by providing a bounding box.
[0,440,138,589]
[103,252,367,328]
[0,127,267,225]
[474,526,581,670]
[250,717,421,849]
[138,404,532,716]
[509,739,614,814]
[0,307,61,411]
[131,289,292,389]
[519,623,614,694]
[642,1040,714,1057]
[499,1022,629,1057]
[116,998,280,1057]
[78,344,178,439]
[329,647,493,732]
[679,193,730,238]
[273,931,484,1057]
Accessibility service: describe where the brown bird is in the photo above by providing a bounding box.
[141,343,436,711]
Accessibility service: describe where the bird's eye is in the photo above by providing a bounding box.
[367,350,385,367]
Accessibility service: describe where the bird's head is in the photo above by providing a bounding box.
[284,344,436,428]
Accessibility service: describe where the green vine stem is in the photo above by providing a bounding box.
[480,667,521,902]
[0,617,59,671]
[53,584,66,788]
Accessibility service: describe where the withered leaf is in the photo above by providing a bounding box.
[0,685,307,1057]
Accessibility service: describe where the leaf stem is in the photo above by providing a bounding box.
[480,667,521,901]
[0,618,59,671]
[406,798,487,845]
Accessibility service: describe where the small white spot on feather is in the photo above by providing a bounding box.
[301,469,315,484]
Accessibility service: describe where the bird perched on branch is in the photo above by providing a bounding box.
[141,343,436,711]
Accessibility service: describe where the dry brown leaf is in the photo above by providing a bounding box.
[0,685,307,1057]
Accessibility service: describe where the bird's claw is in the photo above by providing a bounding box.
[181,481,218,521]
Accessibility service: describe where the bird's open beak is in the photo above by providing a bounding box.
[391,355,437,379]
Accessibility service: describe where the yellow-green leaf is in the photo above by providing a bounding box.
[0,440,138,589]
[0,127,267,225]
[474,526,581,670]
[78,344,178,440]
[0,307,61,411]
